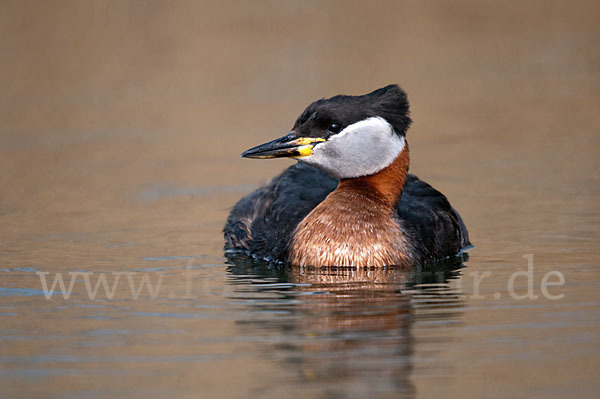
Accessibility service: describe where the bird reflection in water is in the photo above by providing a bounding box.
[226,255,467,398]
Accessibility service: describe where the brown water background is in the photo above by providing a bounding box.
[1,1,599,398]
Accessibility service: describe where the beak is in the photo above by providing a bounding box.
[241,133,325,159]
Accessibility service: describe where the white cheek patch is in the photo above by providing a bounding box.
[302,117,405,179]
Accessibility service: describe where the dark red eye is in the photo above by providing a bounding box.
[328,123,341,133]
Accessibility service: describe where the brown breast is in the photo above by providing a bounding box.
[287,147,413,267]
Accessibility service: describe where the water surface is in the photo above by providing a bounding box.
[1,1,599,398]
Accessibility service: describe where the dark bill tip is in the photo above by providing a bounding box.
[241,133,324,159]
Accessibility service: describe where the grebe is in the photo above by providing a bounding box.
[224,85,469,267]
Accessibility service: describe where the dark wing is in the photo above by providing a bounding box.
[224,163,469,263]
[397,174,470,263]
[224,162,337,261]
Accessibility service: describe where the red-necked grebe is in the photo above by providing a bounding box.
[224,84,470,266]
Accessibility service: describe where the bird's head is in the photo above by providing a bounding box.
[241,84,412,179]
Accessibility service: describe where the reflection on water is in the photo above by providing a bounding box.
[226,255,466,398]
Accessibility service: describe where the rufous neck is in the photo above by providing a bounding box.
[337,141,410,208]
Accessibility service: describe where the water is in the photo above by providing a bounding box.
[1,1,599,397]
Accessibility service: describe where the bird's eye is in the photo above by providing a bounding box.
[328,123,341,133]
